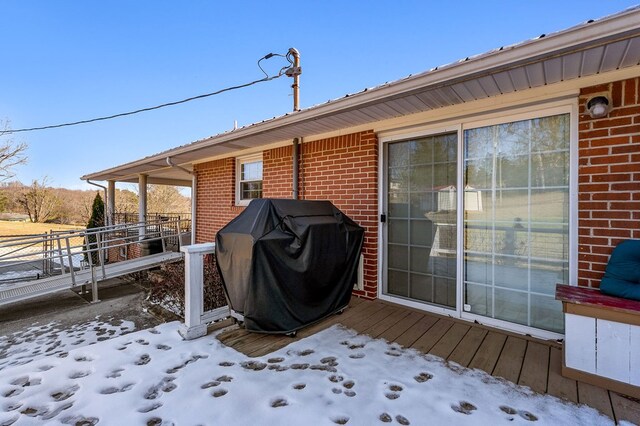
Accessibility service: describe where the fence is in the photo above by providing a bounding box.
[0,218,186,287]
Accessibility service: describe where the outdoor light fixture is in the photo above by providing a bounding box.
[586,95,611,118]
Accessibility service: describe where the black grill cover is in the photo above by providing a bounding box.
[215,199,364,334]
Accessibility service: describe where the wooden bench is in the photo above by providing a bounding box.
[556,284,640,398]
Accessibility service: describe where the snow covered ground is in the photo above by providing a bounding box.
[0,321,616,426]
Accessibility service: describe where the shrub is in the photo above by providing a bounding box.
[147,255,227,318]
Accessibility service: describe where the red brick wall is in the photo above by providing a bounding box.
[578,77,640,288]
[194,157,244,243]
[193,130,379,299]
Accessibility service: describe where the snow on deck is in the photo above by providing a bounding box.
[0,322,614,425]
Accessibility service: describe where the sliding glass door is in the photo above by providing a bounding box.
[463,114,569,333]
[384,132,458,309]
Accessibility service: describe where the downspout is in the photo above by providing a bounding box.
[166,157,196,245]
[292,138,299,199]
[86,179,108,227]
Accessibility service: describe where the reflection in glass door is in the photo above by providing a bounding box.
[463,114,570,333]
[384,133,458,308]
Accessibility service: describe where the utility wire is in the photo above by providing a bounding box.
[7,52,293,134]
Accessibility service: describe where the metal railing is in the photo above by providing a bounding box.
[0,218,186,287]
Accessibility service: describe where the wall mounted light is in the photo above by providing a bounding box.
[586,95,611,119]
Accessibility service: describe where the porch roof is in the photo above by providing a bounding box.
[82,6,640,186]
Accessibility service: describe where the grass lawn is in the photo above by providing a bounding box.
[0,220,84,236]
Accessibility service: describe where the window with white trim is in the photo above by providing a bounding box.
[236,153,263,205]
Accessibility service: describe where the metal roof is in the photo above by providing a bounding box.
[82,6,640,186]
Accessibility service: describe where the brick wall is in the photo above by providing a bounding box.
[194,157,244,243]
[578,77,640,288]
[193,130,379,298]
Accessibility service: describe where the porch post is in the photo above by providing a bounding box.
[107,180,115,226]
[179,242,215,340]
[138,174,147,239]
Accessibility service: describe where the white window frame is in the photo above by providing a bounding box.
[235,153,263,206]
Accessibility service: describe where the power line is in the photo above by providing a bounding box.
[7,52,293,134]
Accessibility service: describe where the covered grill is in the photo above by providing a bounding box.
[215,199,364,334]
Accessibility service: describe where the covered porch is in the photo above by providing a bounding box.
[217,296,640,424]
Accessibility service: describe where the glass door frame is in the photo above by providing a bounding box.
[378,124,463,318]
[377,101,578,340]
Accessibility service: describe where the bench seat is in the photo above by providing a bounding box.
[556,284,640,398]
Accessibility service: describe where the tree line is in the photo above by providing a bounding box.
[0,179,191,225]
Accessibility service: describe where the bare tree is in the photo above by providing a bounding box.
[0,120,28,181]
[17,177,60,223]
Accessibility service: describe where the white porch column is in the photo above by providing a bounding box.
[179,242,215,340]
[107,180,115,226]
[138,174,148,239]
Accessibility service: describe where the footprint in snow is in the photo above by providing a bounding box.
[0,413,19,425]
[332,415,350,424]
[268,364,289,372]
[212,389,228,398]
[136,339,149,346]
[385,393,400,400]
[156,344,171,351]
[240,361,267,371]
[2,388,23,398]
[148,329,160,335]
[290,363,309,370]
[201,381,220,389]
[379,413,392,423]
[348,353,365,359]
[146,417,163,426]
[320,357,338,366]
[68,370,91,379]
[20,406,50,417]
[106,368,125,378]
[518,410,538,421]
[11,376,41,387]
[41,402,73,420]
[388,384,403,392]
[310,364,336,372]
[329,375,344,383]
[216,375,233,382]
[332,388,342,394]
[451,401,477,415]
[271,398,288,408]
[343,380,355,389]
[395,415,410,425]
[267,357,284,363]
[293,383,306,390]
[138,402,163,413]
[219,361,234,367]
[135,354,151,366]
[344,390,356,397]
[74,355,92,362]
[99,383,135,394]
[414,372,433,383]
[51,384,79,401]
[144,377,177,399]
[4,402,23,412]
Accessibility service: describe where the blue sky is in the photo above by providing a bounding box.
[1,1,637,190]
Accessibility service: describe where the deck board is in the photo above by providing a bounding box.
[448,327,488,367]
[411,318,455,354]
[518,341,550,394]
[492,336,527,383]
[547,347,578,403]
[578,382,614,420]
[377,311,424,342]
[428,322,470,359]
[216,297,640,421]
[468,331,507,374]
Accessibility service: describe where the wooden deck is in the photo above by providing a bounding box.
[217,296,640,424]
